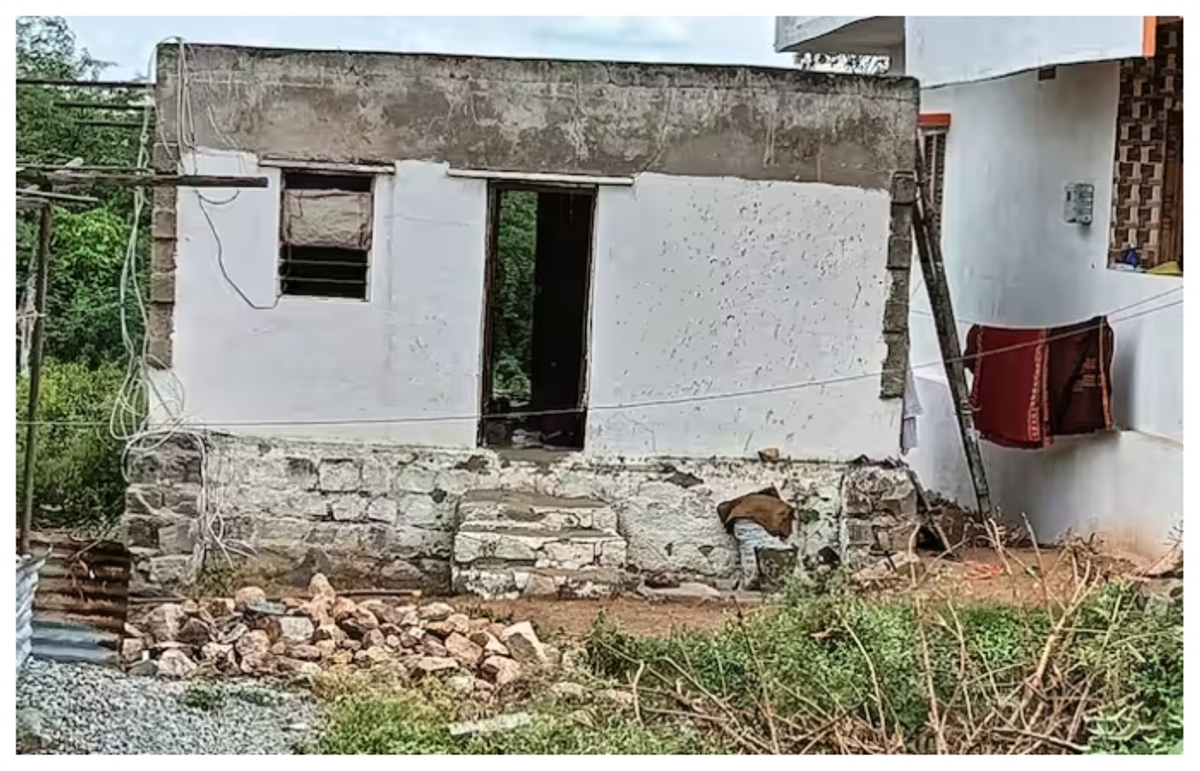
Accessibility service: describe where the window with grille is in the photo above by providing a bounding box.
[920,125,949,237]
[1109,20,1183,275]
[278,171,374,299]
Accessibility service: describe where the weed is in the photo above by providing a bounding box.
[180,682,226,712]
[311,563,1181,755]
[232,687,286,707]
[192,562,237,598]
[585,577,1182,754]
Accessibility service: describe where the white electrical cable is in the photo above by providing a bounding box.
[105,38,258,565]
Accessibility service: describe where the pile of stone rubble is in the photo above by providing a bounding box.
[123,574,557,694]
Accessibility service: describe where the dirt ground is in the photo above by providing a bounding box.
[444,543,1167,645]
[449,595,752,643]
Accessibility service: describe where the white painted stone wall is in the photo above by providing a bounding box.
[907,61,1182,558]
[125,433,914,592]
[161,149,901,461]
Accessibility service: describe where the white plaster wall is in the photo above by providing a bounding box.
[589,174,900,459]
[165,151,487,447]
[163,153,901,460]
[906,17,1146,87]
[906,61,1182,556]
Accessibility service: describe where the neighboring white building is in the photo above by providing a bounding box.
[778,16,1183,560]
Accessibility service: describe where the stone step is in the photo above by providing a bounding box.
[457,490,617,532]
[452,565,630,601]
[453,524,626,571]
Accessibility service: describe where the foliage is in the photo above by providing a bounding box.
[15,17,150,529]
[490,190,537,400]
[181,682,227,712]
[311,573,1181,756]
[16,17,146,169]
[584,577,1183,755]
[15,359,126,531]
[311,673,709,755]
[41,207,140,367]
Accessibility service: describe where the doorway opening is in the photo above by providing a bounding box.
[479,184,596,452]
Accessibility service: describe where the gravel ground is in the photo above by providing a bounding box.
[16,658,321,755]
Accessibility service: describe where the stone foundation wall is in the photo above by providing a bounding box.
[124,434,916,595]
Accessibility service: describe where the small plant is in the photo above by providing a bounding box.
[193,562,237,598]
[233,687,285,707]
[180,682,226,712]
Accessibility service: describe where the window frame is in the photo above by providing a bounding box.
[276,168,376,301]
[918,113,951,239]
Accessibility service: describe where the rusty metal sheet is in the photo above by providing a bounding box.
[24,531,132,666]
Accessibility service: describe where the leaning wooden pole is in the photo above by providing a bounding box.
[19,201,54,555]
[911,140,994,518]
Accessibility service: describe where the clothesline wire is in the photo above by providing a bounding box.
[17,291,1180,429]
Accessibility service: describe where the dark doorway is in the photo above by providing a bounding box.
[480,184,595,451]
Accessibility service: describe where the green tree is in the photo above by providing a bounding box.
[15,16,149,530]
[16,15,148,367]
[492,191,537,399]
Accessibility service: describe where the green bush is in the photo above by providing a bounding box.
[584,580,1182,754]
[15,358,127,531]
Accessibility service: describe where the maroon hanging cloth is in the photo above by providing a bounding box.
[964,316,1113,449]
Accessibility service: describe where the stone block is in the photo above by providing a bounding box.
[879,332,908,400]
[149,270,175,304]
[257,517,316,546]
[389,526,454,561]
[125,486,164,515]
[161,484,200,516]
[273,491,331,520]
[366,496,398,523]
[454,528,538,564]
[318,459,362,492]
[394,463,438,494]
[284,457,319,490]
[329,494,368,522]
[124,515,161,550]
[541,540,597,570]
[597,539,628,567]
[145,554,197,585]
[842,465,917,518]
[394,492,449,529]
[151,234,177,273]
[157,521,196,554]
[362,459,392,493]
[882,269,910,334]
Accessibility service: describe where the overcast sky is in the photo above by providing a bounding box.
[64,16,792,78]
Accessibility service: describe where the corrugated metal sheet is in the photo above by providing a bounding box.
[16,554,43,671]
[26,532,132,666]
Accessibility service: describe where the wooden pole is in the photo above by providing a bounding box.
[19,201,54,556]
[17,172,269,189]
[911,141,994,518]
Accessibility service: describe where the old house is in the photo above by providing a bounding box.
[777,16,1184,560]
[128,42,923,596]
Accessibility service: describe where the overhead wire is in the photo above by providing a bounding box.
[22,291,1182,430]
[98,38,256,562]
